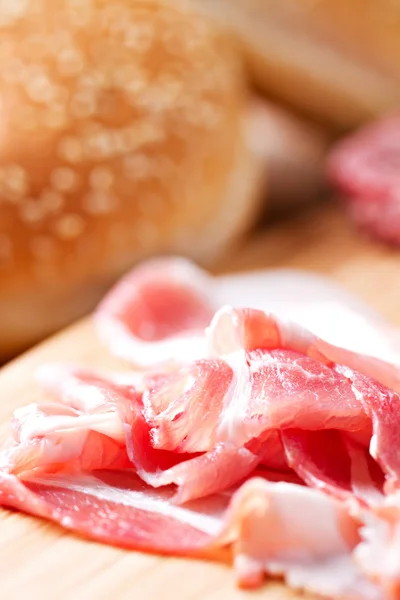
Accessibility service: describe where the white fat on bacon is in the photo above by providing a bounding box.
[207,306,253,442]
[355,494,400,595]
[95,257,400,368]
[221,478,382,599]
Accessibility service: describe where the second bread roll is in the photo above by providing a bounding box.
[198,0,400,129]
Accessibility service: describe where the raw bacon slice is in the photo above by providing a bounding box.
[209,304,400,404]
[5,257,400,598]
[146,443,260,505]
[281,430,385,506]
[143,359,233,453]
[334,364,400,494]
[249,430,289,472]
[216,346,371,448]
[1,379,139,478]
[95,258,214,367]
[355,496,400,597]
[0,469,383,599]
[282,429,354,501]
[207,307,371,446]
[327,116,400,246]
[0,470,225,556]
[2,403,131,477]
[96,256,400,366]
[219,478,382,599]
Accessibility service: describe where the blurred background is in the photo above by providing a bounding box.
[1,0,400,363]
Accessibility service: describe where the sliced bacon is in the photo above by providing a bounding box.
[354,494,400,598]
[148,443,260,505]
[282,429,354,501]
[205,307,371,447]
[2,399,133,478]
[4,258,400,598]
[219,478,382,599]
[95,258,213,367]
[282,430,385,506]
[0,470,224,556]
[0,469,383,599]
[143,359,233,453]
[96,257,400,366]
[249,430,289,472]
[334,364,400,494]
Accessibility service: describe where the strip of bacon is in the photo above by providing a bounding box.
[95,257,400,367]
[0,470,224,556]
[334,364,400,495]
[281,429,385,506]
[207,307,371,447]
[0,469,383,599]
[220,479,382,599]
[95,258,213,367]
[353,491,400,599]
[143,359,233,453]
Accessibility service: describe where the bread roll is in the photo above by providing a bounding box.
[198,0,400,129]
[0,0,266,360]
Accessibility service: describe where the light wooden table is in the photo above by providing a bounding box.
[1,200,399,599]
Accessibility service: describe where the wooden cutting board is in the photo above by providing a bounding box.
[1,200,400,600]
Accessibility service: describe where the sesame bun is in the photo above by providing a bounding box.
[0,0,269,360]
[199,0,400,129]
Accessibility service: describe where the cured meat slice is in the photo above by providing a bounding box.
[334,364,400,494]
[1,381,138,478]
[206,307,371,446]
[220,478,382,599]
[355,497,400,597]
[95,258,214,367]
[0,470,382,599]
[0,470,224,556]
[282,429,354,501]
[96,257,400,365]
[327,116,400,246]
[248,349,369,431]
[282,430,385,506]
[146,443,260,505]
[209,304,400,407]
[3,404,131,477]
[143,359,233,453]
[5,257,400,598]
[249,430,289,472]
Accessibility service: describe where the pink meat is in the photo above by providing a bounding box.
[334,364,400,494]
[143,359,233,452]
[95,257,400,368]
[327,116,400,246]
[0,470,220,555]
[282,429,385,506]
[11,368,265,504]
[95,258,214,367]
[0,470,383,599]
[221,479,382,599]
[3,258,400,598]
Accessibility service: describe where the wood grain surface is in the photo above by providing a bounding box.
[1,200,399,600]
